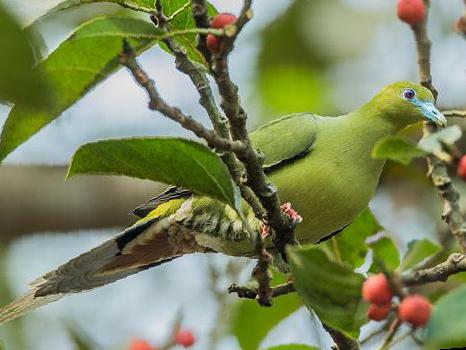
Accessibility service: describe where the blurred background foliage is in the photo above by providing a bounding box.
[0,0,465,349]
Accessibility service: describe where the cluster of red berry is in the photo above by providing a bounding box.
[129,329,195,350]
[362,274,432,327]
[206,13,238,53]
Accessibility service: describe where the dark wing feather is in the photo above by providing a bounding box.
[132,186,192,218]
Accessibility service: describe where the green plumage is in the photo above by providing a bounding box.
[0,81,446,324]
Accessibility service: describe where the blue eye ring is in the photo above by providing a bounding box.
[403,88,416,100]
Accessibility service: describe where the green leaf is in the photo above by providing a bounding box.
[368,236,400,273]
[67,137,241,209]
[372,136,426,166]
[262,345,320,350]
[324,208,383,268]
[159,0,217,66]
[0,4,50,107]
[0,16,161,163]
[31,0,154,18]
[419,125,462,158]
[400,239,441,271]
[426,285,466,350]
[288,247,367,338]
[232,295,302,350]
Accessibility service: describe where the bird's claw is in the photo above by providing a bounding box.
[281,202,303,227]
[260,202,302,237]
[261,221,270,238]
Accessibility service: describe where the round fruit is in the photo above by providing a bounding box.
[398,294,432,327]
[174,329,196,348]
[397,0,426,26]
[129,338,153,350]
[211,13,237,29]
[367,303,392,321]
[206,34,221,53]
[362,274,393,306]
[458,155,466,180]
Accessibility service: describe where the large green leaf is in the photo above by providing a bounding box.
[372,136,426,166]
[29,0,216,66]
[263,345,320,350]
[324,208,382,268]
[0,16,161,163]
[426,285,466,350]
[232,295,302,350]
[67,137,241,209]
[368,236,400,273]
[400,239,441,271]
[288,247,367,338]
[0,4,49,107]
[41,0,155,15]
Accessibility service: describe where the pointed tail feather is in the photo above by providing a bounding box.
[0,291,63,325]
[0,218,185,325]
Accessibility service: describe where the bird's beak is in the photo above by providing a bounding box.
[418,101,447,127]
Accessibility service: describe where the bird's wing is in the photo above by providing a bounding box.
[250,113,319,173]
[132,186,193,218]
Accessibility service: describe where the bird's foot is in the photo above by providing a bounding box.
[261,221,270,238]
[281,202,303,227]
[260,203,302,238]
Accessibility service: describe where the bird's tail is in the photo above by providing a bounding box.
[0,217,189,325]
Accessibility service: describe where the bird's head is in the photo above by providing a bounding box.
[371,81,446,128]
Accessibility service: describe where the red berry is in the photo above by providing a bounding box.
[206,34,221,53]
[362,274,393,306]
[397,0,426,26]
[129,338,153,350]
[458,155,466,180]
[367,303,392,321]
[211,13,237,29]
[398,294,432,327]
[174,329,196,348]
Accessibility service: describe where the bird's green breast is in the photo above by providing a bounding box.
[268,115,388,244]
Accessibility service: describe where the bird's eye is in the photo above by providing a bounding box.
[403,88,416,100]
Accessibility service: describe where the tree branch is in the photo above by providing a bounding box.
[153,2,266,221]
[410,1,466,252]
[119,41,246,154]
[209,0,297,261]
[378,319,402,350]
[402,253,466,286]
[191,0,212,65]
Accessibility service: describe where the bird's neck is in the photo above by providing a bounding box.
[348,101,407,141]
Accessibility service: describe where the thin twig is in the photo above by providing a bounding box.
[360,321,391,345]
[227,281,296,300]
[119,41,246,154]
[402,253,466,285]
[410,0,466,251]
[378,319,402,350]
